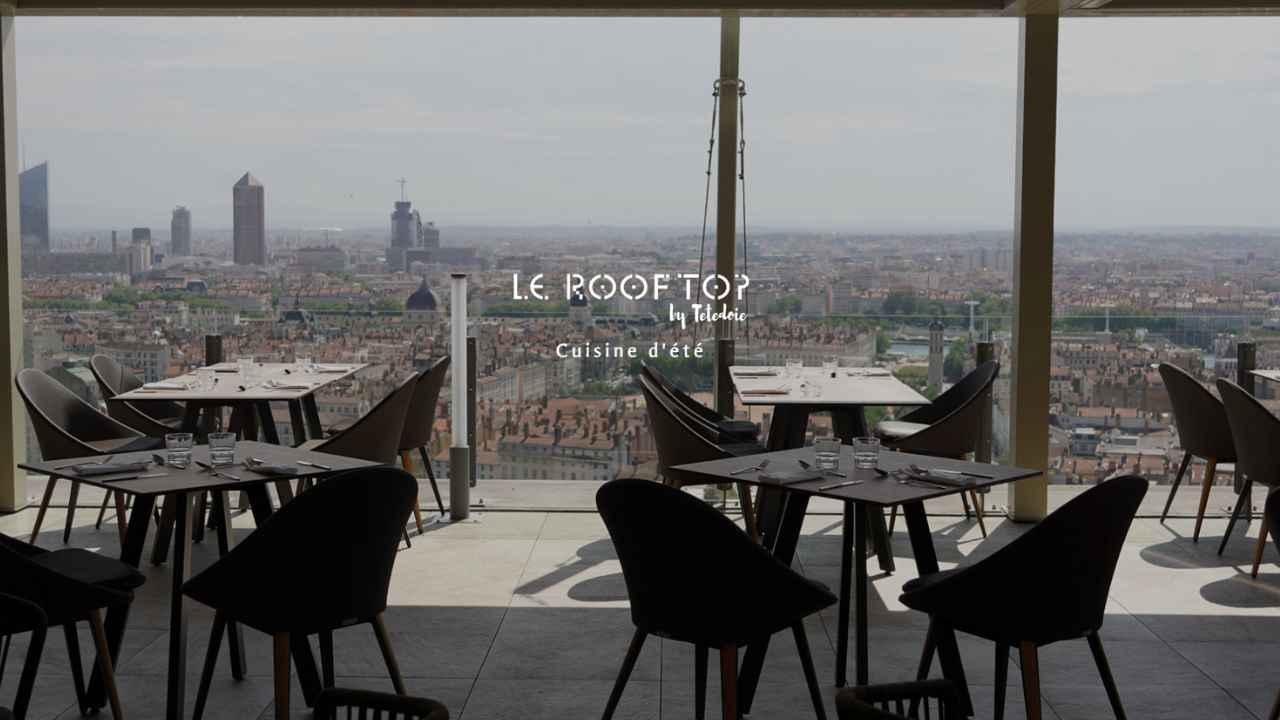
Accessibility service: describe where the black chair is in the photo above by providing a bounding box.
[0,592,47,720]
[900,476,1147,720]
[398,357,450,527]
[313,688,449,720]
[1157,363,1237,540]
[0,532,146,720]
[184,467,419,720]
[15,368,164,544]
[875,360,1000,538]
[640,358,760,443]
[597,478,837,720]
[638,374,765,537]
[1216,379,1280,578]
[89,354,186,437]
[1261,490,1280,720]
[835,679,961,720]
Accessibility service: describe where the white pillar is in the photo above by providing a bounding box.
[0,16,25,512]
[449,272,470,520]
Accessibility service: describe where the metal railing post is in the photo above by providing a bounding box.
[467,336,477,487]
[1238,342,1256,396]
[976,342,995,465]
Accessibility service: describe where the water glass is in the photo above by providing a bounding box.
[801,381,822,398]
[814,437,841,471]
[853,437,881,470]
[296,350,313,370]
[208,432,236,466]
[785,358,803,378]
[165,433,194,466]
[196,369,213,391]
[822,354,839,374]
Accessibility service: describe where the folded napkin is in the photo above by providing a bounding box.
[310,364,354,373]
[733,369,778,377]
[758,470,822,485]
[739,388,791,396]
[899,469,975,487]
[143,381,189,390]
[264,380,316,390]
[198,366,240,373]
[846,369,893,377]
[71,461,151,476]
[242,458,297,476]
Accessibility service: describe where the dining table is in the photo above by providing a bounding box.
[19,441,382,720]
[670,445,1041,718]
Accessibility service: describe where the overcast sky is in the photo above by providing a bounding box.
[14,16,1280,233]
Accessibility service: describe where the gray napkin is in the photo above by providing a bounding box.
[72,461,150,476]
[243,458,297,476]
[758,470,822,485]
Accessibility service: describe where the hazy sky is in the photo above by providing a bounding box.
[14,15,1280,233]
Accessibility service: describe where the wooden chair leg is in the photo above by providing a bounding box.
[1253,515,1269,579]
[888,504,897,534]
[916,616,937,680]
[792,622,827,720]
[994,643,1010,720]
[602,629,646,720]
[1162,453,1193,522]
[273,632,291,720]
[969,490,988,537]
[63,479,82,543]
[1221,478,1254,556]
[1194,457,1219,542]
[29,476,57,543]
[1268,682,1280,720]
[419,446,446,515]
[695,645,708,720]
[720,644,738,720]
[193,611,227,720]
[114,491,128,544]
[1087,633,1126,720]
[372,614,407,695]
[89,609,125,720]
[1019,641,1042,720]
[400,451,424,533]
[96,491,112,529]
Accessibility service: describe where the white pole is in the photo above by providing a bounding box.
[449,272,470,520]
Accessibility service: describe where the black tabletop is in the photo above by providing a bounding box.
[670,446,1041,508]
[19,440,381,497]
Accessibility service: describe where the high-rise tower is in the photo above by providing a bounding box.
[171,206,192,256]
[19,162,49,253]
[927,317,946,392]
[233,172,266,266]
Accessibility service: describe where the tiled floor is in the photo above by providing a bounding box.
[4,490,1280,719]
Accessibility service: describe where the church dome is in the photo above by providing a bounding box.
[570,289,589,308]
[406,280,439,311]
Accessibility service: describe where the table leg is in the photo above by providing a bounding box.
[303,395,324,440]
[288,400,308,446]
[87,495,156,710]
[902,500,973,716]
[166,492,195,720]
[180,404,204,434]
[211,491,247,680]
[255,402,281,445]
[836,500,853,687]
[755,406,809,546]
[855,502,869,687]
[765,405,809,452]
[738,493,810,715]
[151,495,175,565]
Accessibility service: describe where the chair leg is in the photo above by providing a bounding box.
[1253,514,1270,579]
[1162,454,1193,523]
[1269,683,1280,720]
[96,491,112,529]
[792,622,827,720]
[65,622,89,714]
[401,450,424,534]
[319,630,335,689]
[1194,457,1219,542]
[738,482,759,541]
[960,489,973,520]
[114,491,128,544]
[720,644,738,720]
[273,632,291,720]
[1019,641,1041,720]
[969,490,988,538]
[420,446,446,515]
[602,629,646,720]
[915,616,937,680]
[994,643,1010,720]
[63,479,81,543]
[372,614,407,695]
[888,504,897,534]
[29,475,57,543]
[1221,478,1254,556]
[695,645,708,720]
[89,609,125,720]
[193,611,227,720]
[1087,633,1126,720]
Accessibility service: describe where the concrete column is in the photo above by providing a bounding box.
[1008,14,1058,522]
[0,15,25,512]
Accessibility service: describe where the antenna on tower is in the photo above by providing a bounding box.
[397,177,407,201]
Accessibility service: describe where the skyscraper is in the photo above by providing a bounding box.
[233,172,266,266]
[171,206,192,256]
[390,200,420,250]
[19,162,49,253]
[132,227,151,243]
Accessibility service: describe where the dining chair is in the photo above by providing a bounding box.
[640,358,761,443]
[89,354,186,437]
[0,592,47,720]
[184,467,419,720]
[398,357,449,528]
[835,679,961,720]
[1216,378,1280,577]
[0,532,147,720]
[900,475,1147,720]
[1157,363,1237,539]
[875,360,1000,537]
[597,478,837,720]
[1261,489,1280,720]
[638,374,765,537]
[313,688,449,720]
[15,368,164,544]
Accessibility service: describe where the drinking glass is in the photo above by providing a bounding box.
[822,354,839,374]
[814,437,841,470]
[208,432,236,466]
[785,358,803,378]
[165,433,194,466]
[852,437,881,470]
[296,350,313,371]
[801,381,822,398]
[196,369,213,391]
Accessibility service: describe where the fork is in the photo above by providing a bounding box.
[729,458,770,475]
[797,459,847,478]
